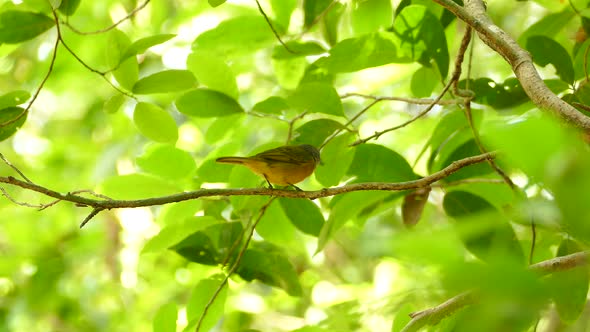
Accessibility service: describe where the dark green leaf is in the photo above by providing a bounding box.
[133,102,178,143]
[288,82,343,116]
[439,139,494,182]
[186,50,238,98]
[136,144,196,180]
[279,198,324,236]
[316,32,401,73]
[153,303,177,332]
[392,5,449,78]
[457,78,528,110]
[0,11,54,44]
[252,96,290,115]
[132,70,197,94]
[272,41,327,59]
[443,191,524,263]
[348,144,416,182]
[171,222,243,265]
[237,243,303,296]
[526,36,574,84]
[0,107,27,141]
[143,217,219,254]
[176,89,244,117]
[322,2,345,46]
[192,16,276,56]
[0,91,30,109]
[292,119,344,147]
[351,0,393,35]
[58,0,81,16]
[120,34,176,62]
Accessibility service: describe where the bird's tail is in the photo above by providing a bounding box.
[215,157,249,164]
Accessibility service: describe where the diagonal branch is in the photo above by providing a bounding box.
[401,251,590,332]
[432,0,590,131]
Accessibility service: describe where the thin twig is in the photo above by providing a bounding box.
[530,218,537,265]
[0,153,32,183]
[286,112,307,144]
[401,251,590,332]
[350,79,455,146]
[0,187,49,209]
[194,197,276,332]
[0,152,496,210]
[321,99,382,149]
[79,207,105,228]
[255,0,296,54]
[61,0,151,35]
[340,93,462,105]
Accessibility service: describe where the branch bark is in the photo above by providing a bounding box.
[401,251,590,332]
[0,152,495,209]
[432,0,590,131]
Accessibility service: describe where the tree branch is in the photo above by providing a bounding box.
[432,0,590,131]
[401,251,590,332]
[0,152,495,210]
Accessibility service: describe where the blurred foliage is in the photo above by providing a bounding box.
[1,0,590,331]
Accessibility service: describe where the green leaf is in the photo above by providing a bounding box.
[573,38,590,80]
[120,34,176,63]
[184,277,227,332]
[411,66,438,97]
[392,5,449,78]
[269,0,297,30]
[208,0,226,7]
[348,144,416,182]
[143,217,220,254]
[153,303,177,332]
[304,0,333,27]
[457,78,528,110]
[255,199,297,246]
[192,16,275,57]
[323,2,345,46]
[171,222,243,265]
[279,198,324,236]
[186,51,238,99]
[137,144,196,180]
[443,191,524,263]
[0,11,54,44]
[237,243,303,296]
[133,102,178,143]
[547,239,589,322]
[315,133,355,187]
[176,89,244,118]
[526,36,574,84]
[103,94,125,114]
[273,57,306,90]
[132,70,197,94]
[0,107,27,141]
[351,0,393,35]
[272,41,326,59]
[439,139,494,182]
[0,91,30,109]
[99,174,180,199]
[107,30,138,91]
[292,119,344,148]
[58,0,81,16]
[316,32,401,73]
[252,96,290,115]
[518,10,576,44]
[288,82,343,116]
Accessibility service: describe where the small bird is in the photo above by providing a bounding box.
[215,144,321,190]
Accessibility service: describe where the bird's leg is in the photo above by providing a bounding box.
[263,174,274,189]
[288,183,303,191]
